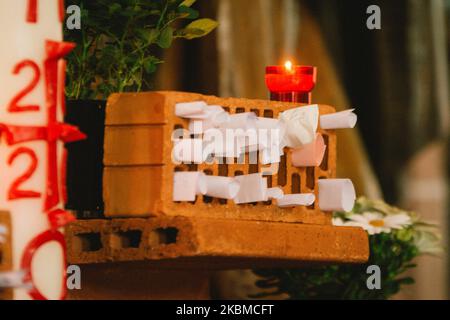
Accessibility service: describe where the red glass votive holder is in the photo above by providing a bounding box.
[265,65,317,103]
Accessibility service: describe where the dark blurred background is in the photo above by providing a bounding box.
[155,0,449,299]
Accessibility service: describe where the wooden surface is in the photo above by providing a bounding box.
[104,91,337,225]
[0,211,12,300]
[66,216,369,268]
[68,264,211,300]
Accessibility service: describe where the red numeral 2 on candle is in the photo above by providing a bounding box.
[8,60,41,112]
[8,147,41,200]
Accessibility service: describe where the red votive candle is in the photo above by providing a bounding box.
[265,61,317,103]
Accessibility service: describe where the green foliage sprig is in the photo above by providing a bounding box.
[64,0,218,100]
[253,197,441,300]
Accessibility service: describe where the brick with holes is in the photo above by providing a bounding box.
[103,91,337,224]
[65,216,369,267]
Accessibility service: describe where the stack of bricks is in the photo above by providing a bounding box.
[0,211,12,300]
[66,92,368,267]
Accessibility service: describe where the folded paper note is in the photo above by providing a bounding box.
[320,109,357,129]
[175,101,208,118]
[204,176,240,200]
[172,139,206,164]
[318,179,356,212]
[173,172,207,202]
[189,105,230,133]
[277,193,316,208]
[203,128,242,159]
[291,134,326,167]
[233,173,268,204]
[279,105,319,148]
[266,187,284,200]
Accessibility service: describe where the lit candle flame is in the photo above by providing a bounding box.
[284,60,293,72]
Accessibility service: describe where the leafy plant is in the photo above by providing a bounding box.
[253,197,441,300]
[64,0,218,100]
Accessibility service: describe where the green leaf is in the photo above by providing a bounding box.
[177,18,218,39]
[178,5,199,19]
[179,0,197,7]
[108,3,121,14]
[157,27,174,48]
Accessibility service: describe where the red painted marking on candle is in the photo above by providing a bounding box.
[58,60,67,115]
[7,147,42,200]
[21,230,67,300]
[8,60,41,112]
[61,148,68,204]
[0,123,85,145]
[26,0,38,23]
[43,40,77,211]
[48,209,75,229]
[27,0,65,23]
[59,0,65,22]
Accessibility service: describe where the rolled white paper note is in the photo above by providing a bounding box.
[173,139,205,163]
[279,105,319,148]
[291,134,326,167]
[266,187,284,200]
[233,173,268,204]
[173,172,207,202]
[188,105,230,133]
[256,117,285,151]
[203,128,242,158]
[175,101,208,118]
[221,112,258,130]
[204,176,240,199]
[320,109,357,129]
[260,146,282,165]
[277,193,316,208]
[0,270,32,289]
[318,179,356,212]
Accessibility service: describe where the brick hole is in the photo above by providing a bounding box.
[188,164,198,172]
[263,110,274,118]
[149,227,179,246]
[264,175,273,205]
[173,124,185,139]
[277,154,287,186]
[111,230,142,249]
[306,167,315,190]
[250,109,260,116]
[174,166,185,172]
[291,173,301,193]
[236,107,245,114]
[222,107,230,113]
[218,164,229,205]
[73,232,102,252]
[202,170,214,203]
[248,151,259,174]
[320,135,329,171]
[234,170,244,176]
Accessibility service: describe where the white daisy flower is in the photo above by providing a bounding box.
[333,212,412,235]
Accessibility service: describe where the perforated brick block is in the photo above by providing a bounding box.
[65,216,369,268]
[0,211,12,300]
[103,91,337,224]
[66,219,110,264]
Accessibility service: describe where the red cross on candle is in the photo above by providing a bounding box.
[0,40,85,214]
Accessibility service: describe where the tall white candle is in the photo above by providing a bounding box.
[0,0,73,300]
